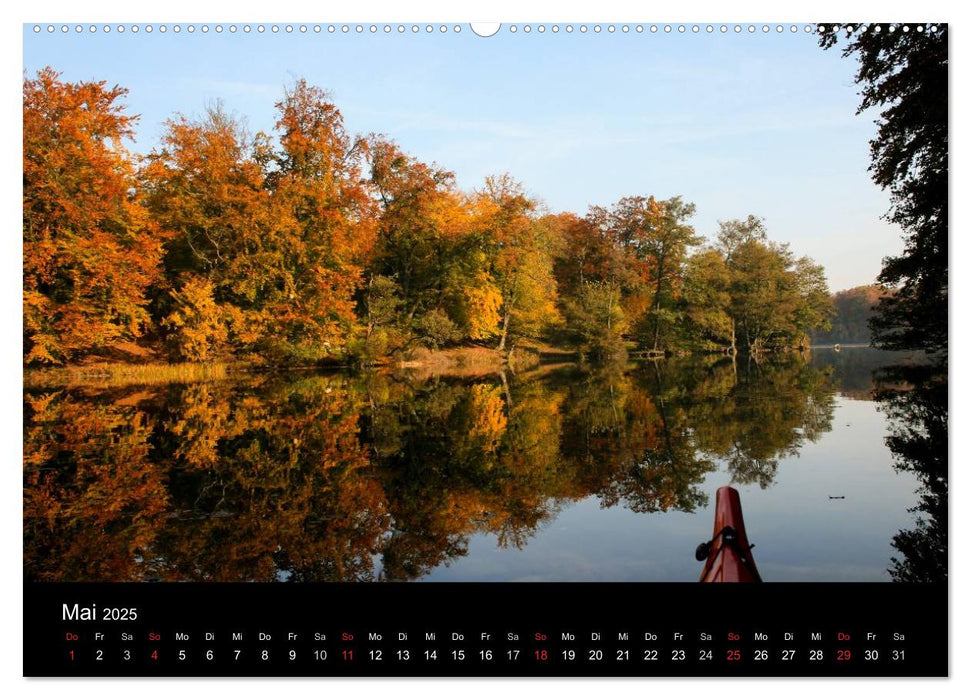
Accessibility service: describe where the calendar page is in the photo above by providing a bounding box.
[20,11,948,680]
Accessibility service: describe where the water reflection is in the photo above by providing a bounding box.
[25,352,893,583]
[875,362,947,583]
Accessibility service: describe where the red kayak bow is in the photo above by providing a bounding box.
[696,486,762,583]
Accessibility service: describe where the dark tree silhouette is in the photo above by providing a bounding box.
[875,365,947,583]
[820,25,947,356]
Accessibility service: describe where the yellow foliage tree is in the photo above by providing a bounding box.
[163,276,231,361]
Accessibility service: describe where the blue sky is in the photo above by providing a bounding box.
[23,23,903,291]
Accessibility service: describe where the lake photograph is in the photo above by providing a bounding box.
[22,23,947,586]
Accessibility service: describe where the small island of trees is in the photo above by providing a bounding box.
[24,69,834,371]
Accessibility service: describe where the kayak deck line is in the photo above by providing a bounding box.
[696,486,762,583]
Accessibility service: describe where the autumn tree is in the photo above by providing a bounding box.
[602,196,701,351]
[141,105,270,360]
[553,211,628,297]
[481,175,560,352]
[23,68,164,364]
[554,211,640,357]
[366,138,502,349]
[144,82,376,363]
[26,68,841,367]
[265,80,376,362]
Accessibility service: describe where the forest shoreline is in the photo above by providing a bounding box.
[25,71,834,375]
[23,343,554,387]
[23,340,821,388]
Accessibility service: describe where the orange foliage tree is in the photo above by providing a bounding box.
[143,82,377,363]
[266,80,376,362]
[23,68,165,364]
[141,106,272,360]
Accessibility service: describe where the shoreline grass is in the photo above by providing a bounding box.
[24,362,235,389]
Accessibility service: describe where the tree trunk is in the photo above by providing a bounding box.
[652,257,665,352]
[498,370,513,410]
[497,310,510,351]
[365,276,374,343]
[730,318,737,357]
[652,308,661,353]
[606,286,614,330]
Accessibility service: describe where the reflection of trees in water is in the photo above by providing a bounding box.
[23,391,168,582]
[810,347,927,400]
[366,375,569,580]
[875,363,947,583]
[668,356,837,489]
[24,356,838,582]
[561,361,714,514]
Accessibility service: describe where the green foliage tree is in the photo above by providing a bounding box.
[791,255,832,346]
[353,273,405,361]
[682,249,733,351]
[683,218,832,354]
[602,196,701,351]
[564,281,629,358]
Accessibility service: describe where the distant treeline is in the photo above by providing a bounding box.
[23,68,833,367]
[811,285,889,345]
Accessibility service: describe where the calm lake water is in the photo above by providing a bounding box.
[23,347,931,583]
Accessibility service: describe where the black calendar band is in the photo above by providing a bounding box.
[24,582,947,677]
